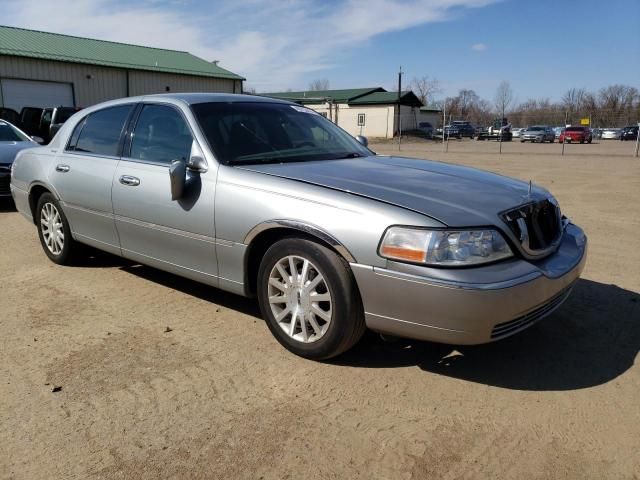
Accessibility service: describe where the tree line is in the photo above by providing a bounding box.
[410,76,639,128]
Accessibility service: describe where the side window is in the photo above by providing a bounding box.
[66,118,85,151]
[69,105,133,156]
[129,105,193,164]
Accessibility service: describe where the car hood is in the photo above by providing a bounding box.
[239,155,551,226]
[0,142,38,165]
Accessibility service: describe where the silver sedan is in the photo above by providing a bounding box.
[10,94,587,359]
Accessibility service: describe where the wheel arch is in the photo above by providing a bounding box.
[243,220,356,297]
[28,182,60,225]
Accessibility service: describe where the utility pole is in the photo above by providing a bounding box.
[442,99,446,152]
[397,66,403,151]
[561,111,568,156]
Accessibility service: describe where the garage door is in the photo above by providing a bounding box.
[1,79,74,112]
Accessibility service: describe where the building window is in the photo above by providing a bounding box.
[357,113,366,126]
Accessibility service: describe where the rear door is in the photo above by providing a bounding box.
[52,104,134,255]
[111,103,218,285]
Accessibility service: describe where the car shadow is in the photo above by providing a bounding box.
[63,249,640,391]
[333,278,640,391]
[119,262,262,320]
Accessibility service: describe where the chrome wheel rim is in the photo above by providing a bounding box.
[267,255,332,343]
[40,202,64,255]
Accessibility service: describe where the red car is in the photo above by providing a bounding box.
[559,126,592,144]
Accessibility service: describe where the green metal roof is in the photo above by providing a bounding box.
[349,90,423,107]
[0,25,244,80]
[262,88,384,104]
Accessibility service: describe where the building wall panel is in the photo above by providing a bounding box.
[0,55,239,109]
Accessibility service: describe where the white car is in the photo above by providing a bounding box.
[511,128,524,138]
[601,128,621,140]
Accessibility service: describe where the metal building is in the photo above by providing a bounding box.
[263,88,427,139]
[0,25,244,112]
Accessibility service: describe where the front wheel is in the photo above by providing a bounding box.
[257,238,366,360]
[36,193,78,265]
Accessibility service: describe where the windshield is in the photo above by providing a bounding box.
[527,126,544,131]
[0,121,30,142]
[566,127,584,132]
[191,102,371,165]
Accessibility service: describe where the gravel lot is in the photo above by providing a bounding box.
[1,140,639,479]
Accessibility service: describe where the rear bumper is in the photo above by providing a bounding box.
[9,183,33,221]
[351,224,587,345]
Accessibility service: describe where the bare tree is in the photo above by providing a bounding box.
[243,85,257,95]
[308,79,330,91]
[494,81,514,118]
[409,76,442,106]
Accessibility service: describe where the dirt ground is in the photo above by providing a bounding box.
[1,140,639,479]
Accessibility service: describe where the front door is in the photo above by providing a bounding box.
[111,103,218,285]
[52,104,134,255]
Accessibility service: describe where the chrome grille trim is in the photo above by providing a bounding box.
[501,199,563,258]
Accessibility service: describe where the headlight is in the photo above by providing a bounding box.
[379,227,513,266]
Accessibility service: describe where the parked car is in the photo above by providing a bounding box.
[521,126,555,143]
[511,128,524,138]
[0,120,39,198]
[620,125,639,141]
[451,121,476,138]
[553,127,564,139]
[18,107,44,137]
[0,107,20,125]
[417,121,434,138]
[600,128,622,140]
[10,94,587,360]
[559,126,592,144]
[442,124,462,139]
[39,107,80,143]
[17,106,79,143]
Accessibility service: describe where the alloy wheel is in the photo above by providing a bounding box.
[267,255,332,343]
[40,202,64,255]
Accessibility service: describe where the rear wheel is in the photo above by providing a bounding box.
[257,238,365,360]
[36,193,78,265]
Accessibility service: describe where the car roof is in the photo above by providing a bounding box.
[140,93,293,106]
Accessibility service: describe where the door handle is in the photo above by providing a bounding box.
[55,164,70,172]
[119,175,140,186]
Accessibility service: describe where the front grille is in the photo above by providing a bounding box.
[490,283,574,339]
[502,199,562,253]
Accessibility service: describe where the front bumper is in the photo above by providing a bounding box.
[351,223,587,345]
[0,170,11,197]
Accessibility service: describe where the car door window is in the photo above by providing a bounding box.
[68,105,133,156]
[129,105,193,164]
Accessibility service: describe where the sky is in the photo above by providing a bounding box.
[2,0,639,102]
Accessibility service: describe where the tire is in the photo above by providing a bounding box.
[520,140,525,143]
[587,138,592,144]
[257,238,366,360]
[36,193,78,265]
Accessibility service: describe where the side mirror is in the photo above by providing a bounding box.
[355,135,368,147]
[31,135,44,144]
[169,159,186,200]
[187,155,208,173]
